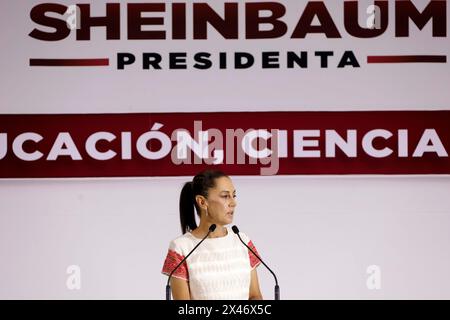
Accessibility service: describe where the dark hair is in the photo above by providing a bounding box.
[179,169,228,234]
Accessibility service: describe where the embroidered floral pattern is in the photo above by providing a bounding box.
[162,249,189,281]
[247,241,261,269]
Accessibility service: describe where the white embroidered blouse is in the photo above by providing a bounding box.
[162,226,261,300]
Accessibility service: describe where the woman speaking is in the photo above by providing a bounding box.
[162,169,263,300]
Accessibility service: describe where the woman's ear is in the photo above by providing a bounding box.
[195,195,207,210]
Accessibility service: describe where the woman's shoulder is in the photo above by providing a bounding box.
[167,232,196,251]
[237,230,252,244]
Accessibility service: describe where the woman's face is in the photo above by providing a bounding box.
[205,176,237,226]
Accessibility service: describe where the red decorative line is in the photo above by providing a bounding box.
[162,249,189,281]
[30,58,109,67]
[367,55,446,64]
[248,241,261,269]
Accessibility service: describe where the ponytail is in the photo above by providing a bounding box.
[179,181,197,234]
[178,168,228,234]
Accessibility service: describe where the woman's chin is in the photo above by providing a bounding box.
[225,215,234,223]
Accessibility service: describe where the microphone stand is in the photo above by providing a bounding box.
[166,224,216,300]
[232,225,280,300]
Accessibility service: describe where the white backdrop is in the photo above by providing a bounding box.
[1,0,450,299]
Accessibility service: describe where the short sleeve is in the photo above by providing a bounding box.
[247,240,262,270]
[161,240,189,281]
[240,232,262,270]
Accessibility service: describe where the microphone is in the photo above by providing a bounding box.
[232,225,280,300]
[166,224,216,300]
